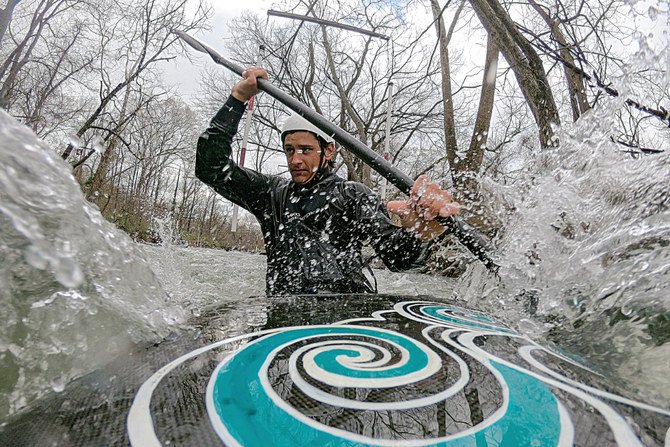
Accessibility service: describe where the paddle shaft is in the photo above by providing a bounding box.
[175,31,498,271]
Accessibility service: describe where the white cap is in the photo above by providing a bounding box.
[280,113,334,144]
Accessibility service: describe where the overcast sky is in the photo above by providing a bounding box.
[162,0,668,113]
[161,1,274,100]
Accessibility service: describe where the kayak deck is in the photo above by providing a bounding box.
[1,294,668,446]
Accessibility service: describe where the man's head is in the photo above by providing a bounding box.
[281,114,335,185]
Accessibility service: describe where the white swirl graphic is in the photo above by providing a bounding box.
[127,301,670,447]
[286,334,471,411]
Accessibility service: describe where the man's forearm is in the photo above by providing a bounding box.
[195,95,246,185]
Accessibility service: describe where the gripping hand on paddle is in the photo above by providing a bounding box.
[387,175,460,241]
[231,67,268,102]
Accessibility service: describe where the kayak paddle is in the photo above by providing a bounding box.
[174,31,498,272]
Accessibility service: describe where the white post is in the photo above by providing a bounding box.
[231,46,264,233]
[380,80,394,202]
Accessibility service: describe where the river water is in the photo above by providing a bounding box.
[0,109,458,420]
[1,67,669,426]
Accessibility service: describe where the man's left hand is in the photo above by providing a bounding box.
[387,175,460,241]
[231,67,268,103]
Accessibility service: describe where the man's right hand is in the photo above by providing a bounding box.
[387,175,460,241]
[231,67,268,102]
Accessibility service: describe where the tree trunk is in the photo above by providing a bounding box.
[453,35,499,234]
[0,0,23,47]
[429,0,460,164]
[469,0,560,147]
[528,0,590,122]
[464,34,498,170]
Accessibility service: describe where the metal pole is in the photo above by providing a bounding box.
[380,81,394,202]
[231,45,265,233]
[267,10,389,41]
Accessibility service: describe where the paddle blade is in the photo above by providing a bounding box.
[173,30,209,54]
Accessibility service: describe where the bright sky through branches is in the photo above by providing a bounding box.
[163,0,273,97]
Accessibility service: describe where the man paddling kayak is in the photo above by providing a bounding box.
[196,67,459,295]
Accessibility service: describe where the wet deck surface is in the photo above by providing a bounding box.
[1,294,668,446]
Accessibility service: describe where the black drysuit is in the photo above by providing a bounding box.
[196,96,427,295]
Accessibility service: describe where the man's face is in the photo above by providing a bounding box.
[284,131,333,185]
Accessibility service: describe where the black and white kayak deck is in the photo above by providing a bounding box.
[1,294,668,446]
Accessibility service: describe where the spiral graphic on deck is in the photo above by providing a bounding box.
[128,300,670,447]
[395,301,515,334]
[205,324,566,446]
[206,325,448,445]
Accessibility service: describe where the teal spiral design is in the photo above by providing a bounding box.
[206,324,562,446]
[395,301,516,334]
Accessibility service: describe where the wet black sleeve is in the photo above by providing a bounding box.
[195,95,275,217]
[346,183,428,271]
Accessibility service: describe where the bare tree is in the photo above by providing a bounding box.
[220,4,446,190]
[519,0,668,150]
[424,0,500,232]
[468,0,560,148]
[61,0,209,162]
[0,0,91,112]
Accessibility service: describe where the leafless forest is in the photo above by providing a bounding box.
[1,0,666,254]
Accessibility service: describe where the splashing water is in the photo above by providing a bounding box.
[1,8,668,424]
[450,13,670,406]
[0,111,185,419]
[454,97,670,407]
[0,109,457,422]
